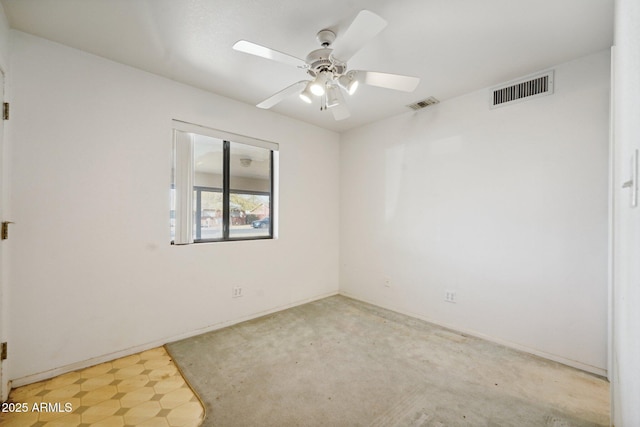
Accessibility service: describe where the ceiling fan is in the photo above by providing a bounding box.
[232,10,420,121]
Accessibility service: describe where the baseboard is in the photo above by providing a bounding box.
[11,290,339,389]
[339,291,608,378]
[162,290,340,345]
[13,289,603,389]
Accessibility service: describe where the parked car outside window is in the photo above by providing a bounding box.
[251,217,270,229]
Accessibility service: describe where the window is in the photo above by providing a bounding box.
[171,121,277,244]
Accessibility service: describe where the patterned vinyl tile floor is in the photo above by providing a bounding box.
[0,347,204,426]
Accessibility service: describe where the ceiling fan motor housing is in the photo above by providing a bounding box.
[306,48,346,78]
[305,29,347,78]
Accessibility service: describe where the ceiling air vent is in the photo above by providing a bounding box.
[407,96,439,110]
[491,70,554,108]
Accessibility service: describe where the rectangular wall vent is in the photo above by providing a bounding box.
[491,71,554,108]
[407,96,439,110]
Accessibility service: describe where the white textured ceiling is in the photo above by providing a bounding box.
[0,0,613,132]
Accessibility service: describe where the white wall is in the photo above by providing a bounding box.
[340,50,610,374]
[612,0,640,424]
[6,31,340,383]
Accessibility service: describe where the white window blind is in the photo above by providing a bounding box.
[173,130,194,245]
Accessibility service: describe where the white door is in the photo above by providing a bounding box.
[0,69,6,401]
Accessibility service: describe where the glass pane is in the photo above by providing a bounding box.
[193,135,223,240]
[197,189,223,240]
[229,142,271,238]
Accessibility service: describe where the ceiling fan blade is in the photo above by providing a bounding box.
[329,89,351,120]
[330,10,387,63]
[233,40,307,69]
[256,80,309,109]
[357,71,420,92]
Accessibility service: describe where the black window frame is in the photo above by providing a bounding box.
[172,139,274,244]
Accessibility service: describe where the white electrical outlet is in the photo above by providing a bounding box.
[232,287,243,298]
[445,290,457,303]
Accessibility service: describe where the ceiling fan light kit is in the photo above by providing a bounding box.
[338,72,360,95]
[232,10,420,120]
[326,86,340,108]
[299,82,314,103]
[310,71,328,96]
